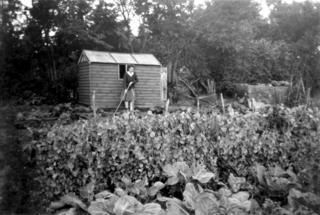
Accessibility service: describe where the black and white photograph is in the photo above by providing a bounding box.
[0,0,320,214]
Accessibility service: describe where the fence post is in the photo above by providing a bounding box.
[306,87,311,107]
[220,93,225,114]
[197,97,200,113]
[165,99,170,116]
[92,90,97,119]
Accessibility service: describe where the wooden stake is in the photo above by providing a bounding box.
[92,90,96,119]
[220,93,225,114]
[165,99,170,115]
[306,87,311,106]
[197,97,200,113]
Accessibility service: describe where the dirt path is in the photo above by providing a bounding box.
[0,104,37,214]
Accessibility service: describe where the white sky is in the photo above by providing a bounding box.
[19,0,320,35]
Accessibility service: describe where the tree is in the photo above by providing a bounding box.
[193,0,265,83]
[0,0,31,97]
[1,0,132,101]
[89,1,120,50]
[134,0,207,83]
[268,1,320,92]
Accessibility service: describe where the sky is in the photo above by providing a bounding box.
[19,0,319,35]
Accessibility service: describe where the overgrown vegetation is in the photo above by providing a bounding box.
[19,104,320,214]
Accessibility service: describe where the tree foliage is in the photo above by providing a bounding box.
[193,0,293,85]
[1,0,320,101]
[1,0,129,102]
[268,1,320,91]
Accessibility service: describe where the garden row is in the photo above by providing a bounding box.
[24,105,320,214]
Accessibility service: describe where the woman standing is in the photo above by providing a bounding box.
[123,65,139,111]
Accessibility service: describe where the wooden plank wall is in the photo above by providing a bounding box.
[135,65,162,107]
[90,63,122,108]
[89,63,162,108]
[78,62,90,105]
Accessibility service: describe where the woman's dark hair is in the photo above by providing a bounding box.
[127,65,135,71]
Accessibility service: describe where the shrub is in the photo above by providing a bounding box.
[218,81,247,98]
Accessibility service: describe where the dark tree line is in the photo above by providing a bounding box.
[0,0,320,102]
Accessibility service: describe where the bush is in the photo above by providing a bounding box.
[218,81,247,98]
[27,106,320,208]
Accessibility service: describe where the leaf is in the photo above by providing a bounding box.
[228,192,251,212]
[218,188,232,198]
[95,190,115,199]
[266,177,292,192]
[56,208,77,215]
[241,200,253,213]
[225,205,247,215]
[134,203,163,215]
[288,188,320,214]
[273,207,293,215]
[166,176,180,185]
[149,182,166,196]
[60,193,87,211]
[230,191,250,202]
[157,196,182,203]
[183,183,199,209]
[113,195,142,215]
[194,191,220,215]
[113,197,131,215]
[228,198,252,212]
[165,199,190,215]
[192,169,215,184]
[131,179,148,195]
[174,162,190,176]
[228,173,246,193]
[150,131,156,138]
[115,188,127,197]
[270,165,287,177]
[250,199,262,214]
[285,168,298,183]
[122,175,132,186]
[163,164,178,177]
[129,185,141,196]
[89,193,119,215]
[255,164,266,186]
[79,181,95,200]
[88,199,111,215]
[49,200,66,211]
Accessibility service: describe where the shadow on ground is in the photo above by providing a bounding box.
[0,104,41,215]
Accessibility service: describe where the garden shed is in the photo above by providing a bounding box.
[78,50,166,108]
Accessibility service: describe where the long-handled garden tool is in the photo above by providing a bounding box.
[113,82,133,116]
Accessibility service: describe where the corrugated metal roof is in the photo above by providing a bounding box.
[79,50,116,64]
[132,54,161,66]
[78,50,161,66]
[110,53,137,64]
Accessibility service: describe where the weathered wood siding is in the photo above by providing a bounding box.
[82,63,163,108]
[89,63,122,108]
[78,62,90,105]
[135,65,162,107]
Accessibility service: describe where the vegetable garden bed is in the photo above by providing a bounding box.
[17,104,320,214]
